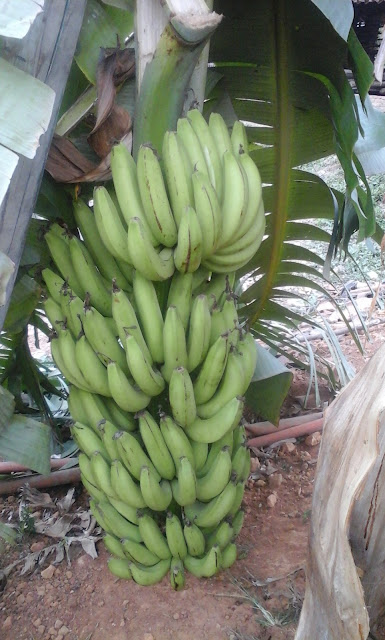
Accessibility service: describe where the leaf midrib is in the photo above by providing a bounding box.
[248,0,292,327]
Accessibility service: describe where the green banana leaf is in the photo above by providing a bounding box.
[0,411,51,475]
[3,275,41,334]
[209,0,373,345]
[0,521,17,545]
[75,0,133,84]
[246,344,293,426]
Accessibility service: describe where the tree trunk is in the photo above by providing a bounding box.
[295,343,385,640]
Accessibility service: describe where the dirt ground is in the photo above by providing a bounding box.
[0,324,384,640]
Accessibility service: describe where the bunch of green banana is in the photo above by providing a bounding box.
[42,110,264,588]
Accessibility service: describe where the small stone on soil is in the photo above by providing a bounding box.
[282,442,296,453]
[268,473,283,489]
[31,541,46,553]
[305,431,322,446]
[250,457,260,472]
[142,635,154,640]
[54,619,63,629]
[33,618,41,627]
[173,613,179,620]
[2,615,12,630]
[59,625,70,635]
[267,493,278,508]
[41,564,55,580]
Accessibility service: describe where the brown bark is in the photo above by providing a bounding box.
[0,468,81,495]
[295,343,385,640]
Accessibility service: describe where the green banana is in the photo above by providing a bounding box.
[90,450,115,497]
[99,420,120,461]
[166,271,193,331]
[187,108,223,201]
[184,477,237,528]
[228,481,245,518]
[231,120,249,156]
[65,293,84,339]
[78,452,96,486]
[231,444,250,481]
[140,466,172,511]
[54,327,93,391]
[232,424,247,452]
[161,305,188,383]
[89,499,113,534]
[208,112,232,163]
[177,117,209,177]
[124,331,165,396]
[192,333,229,405]
[110,142,158,246]
[196,446,232,502]
[137,144,177,247]
[108,496,140,525]
[196,431,234,478]
[162,130,193,228]
[127,217,175,282]
[237,331,258,389]
[103,397,136,432]
[122,538,160,566]
[171,456,197,507]
[170,557,185,591]
[194,272,234,306]
[75,333,111,397]
[169,366,196,429]
[217,151,248,249]
[67,387,91,426]
[137,512,171,560]
[110,459,147,509]
[186,294,211,372]
[45,230,84,299]
[191,440,208,473]
[220,295,240,347]
[42,268,66,304]
[138,411,176,481]
[107,361,151,412]
[173,205,203,274]
[43,296,66,331]
[160,414,195,471]
[95,501,141,541]
[73,197,132,290]
[232,509,245,537]
[115,431,160,481]
[233,153,263,243]
[68,236,112,317]
[82,304,128,373]
[93,186,131,263]
[104,533,126,560]
[132,270,164,363]
[205,519,233,551]
[183,520,205,557]
[111,283,152,363]
[192,170,221,259]
[187,396,244,444]
[221,542,237,570]
[129,558,170,586]
[81,473,106,503]
[108,557,132,579]
[196,349,245,419]
[202,227,264,273]
[70,389,111,431]
[184,544,221,578]
[165,512,187,559]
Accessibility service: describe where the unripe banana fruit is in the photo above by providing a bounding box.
[45,110,265,588]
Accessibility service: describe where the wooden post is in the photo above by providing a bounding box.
[0,0,87,331]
